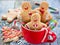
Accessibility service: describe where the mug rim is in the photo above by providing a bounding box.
[21,25,48,32]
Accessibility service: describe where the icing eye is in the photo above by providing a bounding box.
[34,19,38,22]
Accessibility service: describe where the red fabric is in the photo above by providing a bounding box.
[29,12,32,16]
[39,9,44,14]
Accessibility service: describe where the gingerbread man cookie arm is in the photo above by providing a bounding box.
[41,23,47,27]
[46,12,52,21]
[48,12,52,20]
[2,14,7,20]
[35,8,41,14]
[20,11,23,18]
[30,8,40,14]
[25,22,30,29]
[35,8,40,10]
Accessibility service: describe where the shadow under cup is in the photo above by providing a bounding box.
[21,25,57,44]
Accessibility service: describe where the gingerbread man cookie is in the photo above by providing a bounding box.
[2,8,21,23]
[34,1,52,23]
[20,1,33,23]
[40,1,52,22]
[25,13,47,30]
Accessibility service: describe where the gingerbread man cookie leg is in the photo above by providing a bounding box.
[12,36,19,42]
[46,12,52,21]
[8,9,14,13]
[3,38,12,42]
[40,1,52,23]
[2,14,7,20]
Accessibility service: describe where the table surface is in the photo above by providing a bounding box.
[0,0,60,45]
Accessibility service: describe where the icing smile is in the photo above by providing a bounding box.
[24,7,28,10]
[34,19,38,22]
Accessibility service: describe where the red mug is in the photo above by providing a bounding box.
[21,25,57,44]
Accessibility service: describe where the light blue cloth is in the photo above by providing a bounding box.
[0,0,60,45]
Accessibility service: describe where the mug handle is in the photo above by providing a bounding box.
[47,31,57,42]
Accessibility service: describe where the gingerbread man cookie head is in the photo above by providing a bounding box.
[31,13,41,22]
[40,1,49,11]
[21,1,32,12]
